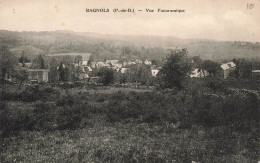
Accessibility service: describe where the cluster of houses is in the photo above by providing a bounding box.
[190,62,237,78]
[82,59,159,78]
[11,58,159,83]
[7,58,260,83]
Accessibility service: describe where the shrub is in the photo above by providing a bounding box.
[0,86,60,102]
[105,79,259,131]
[106,91,177,123]
[56,94,79,106]
[56,105,84,130]
[0,97,92,136]
[0,104,35,137]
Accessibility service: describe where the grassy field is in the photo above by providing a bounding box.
[1,117,258,162]
[0,80,259,162]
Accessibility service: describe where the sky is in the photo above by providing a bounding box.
[0,0,259,42]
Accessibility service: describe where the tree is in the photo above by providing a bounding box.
[18,51,30,65]
[97,67,115,85]
[158,49,192,89]
[32,55,45,69]
[127,64,152,86]
[58,62,66,81]
[49,59,59,83]
[74,55,83,66]
[73,66,84,80]
[232,58,252,79]
[191,56,202,69]
[88,54,94,66]
[13,68,29,86]
[201,60,221,77]
[0,46,18,83]
[151,59,162,67]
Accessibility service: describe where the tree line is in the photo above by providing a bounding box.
[1,45,260,89]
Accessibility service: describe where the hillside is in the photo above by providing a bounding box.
[10,45,45,59]
[181,41,260,61]
[0,30,259,61]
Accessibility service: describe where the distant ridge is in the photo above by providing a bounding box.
[0,30,259,61]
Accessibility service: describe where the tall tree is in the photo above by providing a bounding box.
[88,54,95,66]
[49,59,59,83]
[233,58,252,79]
[97,67,115,86]
[74,55,83,66]
[158,49,192,89]
[0,46,18,83]
[191,56,202,69]
[19,51,30,63]
[58,62,65,82]
[201,60,221,77]
[32,55,45,69]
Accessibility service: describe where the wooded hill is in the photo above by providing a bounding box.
[0,30,259,61]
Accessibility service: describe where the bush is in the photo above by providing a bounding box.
[105,79,259,131]
[106,91,177,123]
[0,104,35,137]
[55,104,87,130]
[0,86,61,102]
[56,94,79,106]
[0,95,93,136]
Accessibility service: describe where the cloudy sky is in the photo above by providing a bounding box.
[0,0,259,41]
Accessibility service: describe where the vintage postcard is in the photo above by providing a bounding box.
[0,0,259,162]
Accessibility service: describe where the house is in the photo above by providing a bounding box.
[144,59,152,65]
[123,60,136,67]
[120,68,130,73]
[27,69,49,82]
[78,73,89,80]
[252,70,260,80]
[190,68,209,78]
[90,62,97,69]
[95,62,110,68]
[112,63,123,69]
[112,67,121,72]
[106,60,119,65]
[18,62,33,68]
[151,69,159,77]
[81,60,89,66]
[135,59,142,64]
[221,62,236,79]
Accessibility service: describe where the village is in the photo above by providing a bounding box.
[10,54,260,85]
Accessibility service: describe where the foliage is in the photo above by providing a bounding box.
[49,59,59,83]
[0,45,18,82]
[201,60,221,77]
[31,55,45,69]
[191,56,203,68]
[118,64,153,86]
[158,48,192,89]
[0,85,60,102]
[105,78,259,131]
[0,83,259,162]
[97,67,115,85]
[74,55,83,65]
[232,58,252,79]
[18,52,30,64]
[12,68,29,84]
[151,59,163,67]
[58,62,66,81]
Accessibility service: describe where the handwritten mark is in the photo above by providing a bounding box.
[54,5,59,13]
[247,3,254,9]
[13,9,15,13]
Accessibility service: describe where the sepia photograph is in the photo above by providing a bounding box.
[0,0,259,162]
